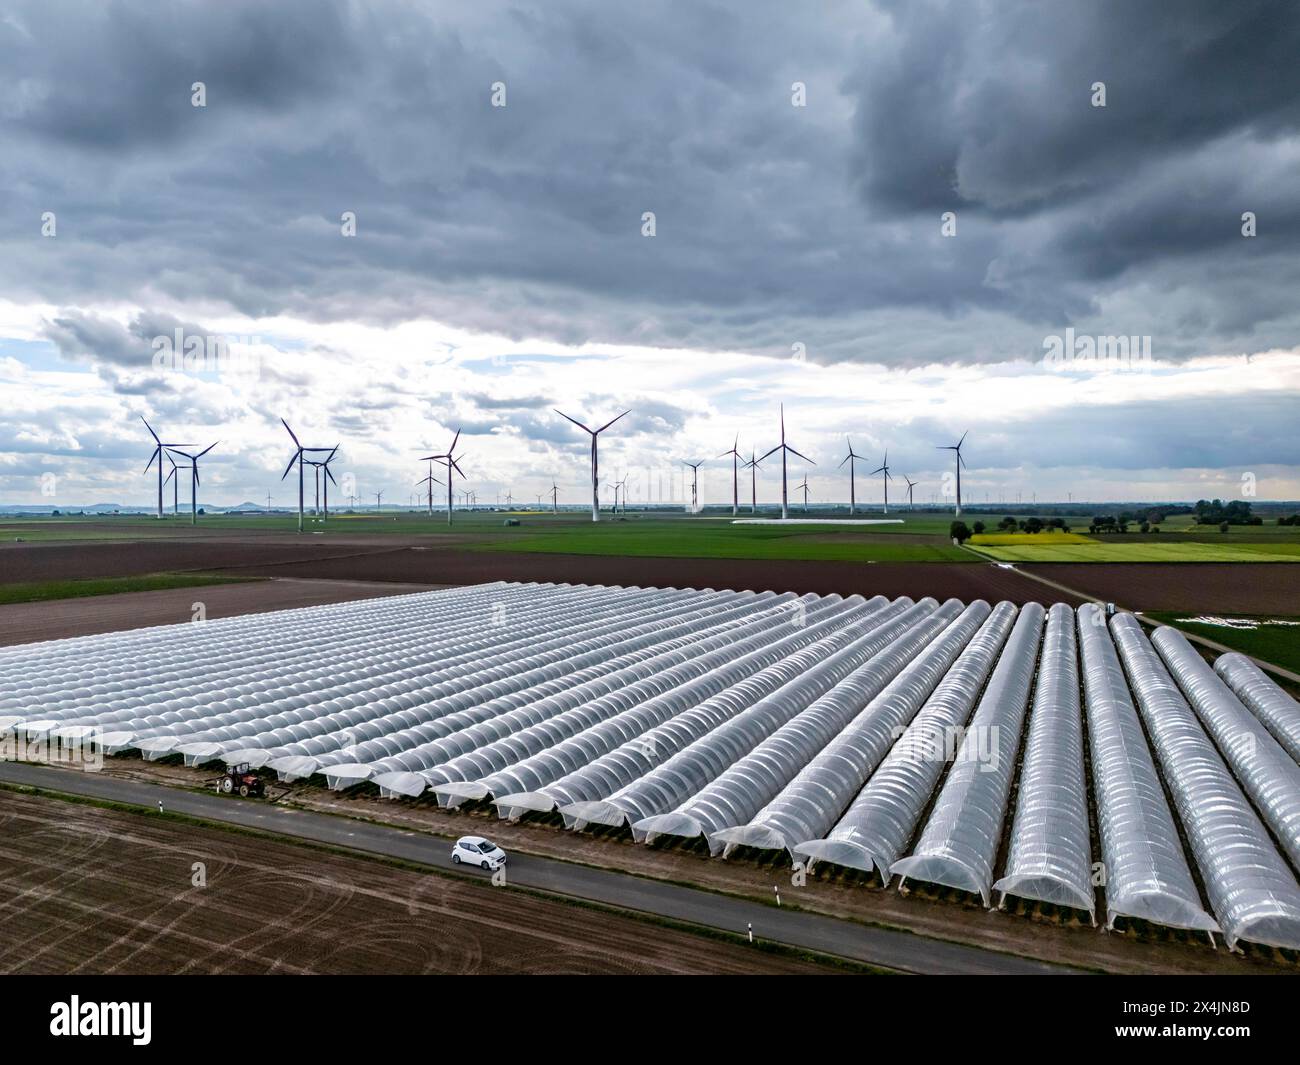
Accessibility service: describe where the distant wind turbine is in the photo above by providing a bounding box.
[796,475,811,512]
[719,434,741,516]
[166,442,218,525]
[937,431,969,516]
[420,428,465,526]
[141,416,191,520]
[280,419,336,533]
[549,481,559,514]
[682,460,703,511]
[416,459,444,517]
[758,405,814,520]
[375,489,384,512]
[554,409,630,523]
[164,453,185,515]
[838,437,865,516]
[742,450,763,514]
[903,475,918,509]
[871,450,893,514]
[304,445,339,520]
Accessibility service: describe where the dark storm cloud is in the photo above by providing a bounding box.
[2,1,1298,365]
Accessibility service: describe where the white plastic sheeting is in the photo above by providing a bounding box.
[1076,603,1217,934]
[428,593,882,808]
[557,597,939,829]
[708,600,997,858]
[890,603,1046,904]
[1111,613,1300,950]
[1213,653,1300,765]
[1152,627,1300,872]
[630,598,968,847]
[792,603,1017,876]
[992,603,1094,917]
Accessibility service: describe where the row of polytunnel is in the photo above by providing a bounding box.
[4,580,1300,951]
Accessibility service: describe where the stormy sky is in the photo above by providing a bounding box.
[2,0,1298,507]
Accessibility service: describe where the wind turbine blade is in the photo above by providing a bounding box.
[757,444,781,462]
[450,456,465,477]
[596,410,630,434]
[280,451,299,480]
[871,465,886,475]
[281,418,300,447]
[787,446,816,465]
[554,409,594,434]
[448,428,461,453]
[193,467,200,487]
[958,430,968,449]
[164,468,175,484]
[326,465,339,486]
[196,441,218,458]
[838,454,851,469]
[140,415,160,443]
[144,446,160,474]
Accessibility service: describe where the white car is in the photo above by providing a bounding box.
[451,835,507,870]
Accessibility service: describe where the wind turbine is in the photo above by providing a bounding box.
[281,419,336,533]
[420,428,466,526]
[871,450,893,514]
[719,435,741,516]
[554,409,630,523]
[617,473,631,515]
[758,405,814,520]
[682,460,703,511]
[549,481,559,514]
[742,450,763,514]
[164,453,185,515]
[937,431,968,516]
[166,442,217,525]
[796,475,811,512]
[903,475,918,509]
[416,459,444,517]
[375,489,384,512]
[141,416,191,519]
[839,437,864,516]
[303,446,340,520]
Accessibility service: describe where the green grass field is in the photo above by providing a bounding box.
[0,573,261,607]
[477,519,971,562]
[1146,612,1300,676]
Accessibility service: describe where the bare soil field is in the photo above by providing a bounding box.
[0,790,840,975]
[1020,563,1300,612]
[0,578,439,646]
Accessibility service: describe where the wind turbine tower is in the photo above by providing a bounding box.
[554,409,630,523]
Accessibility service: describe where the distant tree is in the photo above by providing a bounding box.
[1139,521,1150,534]
[1219,521,1229,533]
[950,520,972,544]
[972,521,986,534]
[1150,525,1160,533]
[51,509,60,516]
[1024,517,1044,534]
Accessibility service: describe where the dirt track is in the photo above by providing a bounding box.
[1020,562,1300,612]
[0,791,841,975]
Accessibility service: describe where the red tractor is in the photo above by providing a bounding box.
[218,763,264,798]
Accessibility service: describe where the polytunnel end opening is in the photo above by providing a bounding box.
[794,839,878,875]
[890,855,990,906]
[558,800,629,831]
[991,874,1096,920]
[630,812,704,845]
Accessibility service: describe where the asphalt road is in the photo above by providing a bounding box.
[0,761,1079,975]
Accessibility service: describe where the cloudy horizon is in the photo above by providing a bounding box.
[3,1,1298,508]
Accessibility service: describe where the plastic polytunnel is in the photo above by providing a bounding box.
[1213,652,1300,766]
[1152,627,1300,872]
[631,598,970,848]
[1111,612,1300,950]
[425,592,876,809]
[483,594,888,818]
[558,598,940,830]
[792,603,1017,876]
[355,590,800,795]
[706,600,996,858]
[992,603,1094,918]
[891,602,1046,904]
[1075,603,1217,935]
